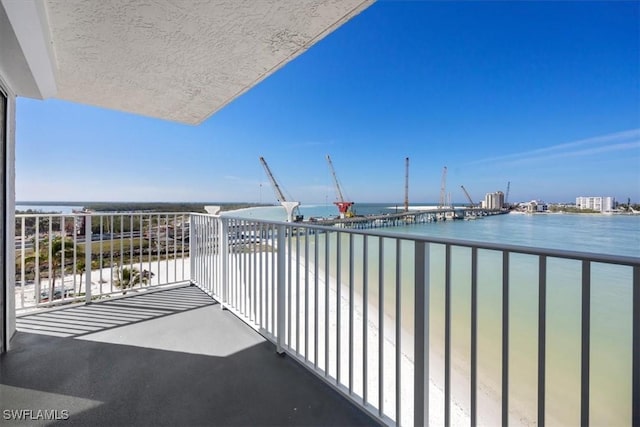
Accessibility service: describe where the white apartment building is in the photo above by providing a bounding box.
[482,191,505,210]
[523,200,548,213]
[576,196,616,212]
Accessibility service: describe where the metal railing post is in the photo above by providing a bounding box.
[276,224,286,354]
[580,260,591,427]
[538,255,547,427]
[220,217,229,308]
[189,214,195,285]
[84,214,92,303]
[471,247,478,426]
[414,241,430,426]
[502,251,510,427]
[445,244,452,427]
[633,265,640,427]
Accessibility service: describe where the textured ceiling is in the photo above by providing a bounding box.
[44,0,373,124]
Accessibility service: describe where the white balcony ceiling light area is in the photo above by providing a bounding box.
[3,0,373,124]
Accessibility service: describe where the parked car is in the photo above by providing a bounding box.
[40,288,74,302]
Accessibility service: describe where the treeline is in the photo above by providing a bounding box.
[548,206,599,213]
[84,202,267,213]
[16,214,188,237]
[15,203,270,237]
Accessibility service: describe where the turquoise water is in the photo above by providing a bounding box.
[230,204,639,425]
[227,203,639,257]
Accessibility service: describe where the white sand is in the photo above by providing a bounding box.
[15,257,190,311]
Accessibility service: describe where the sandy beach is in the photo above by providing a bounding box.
[14,257,191,312]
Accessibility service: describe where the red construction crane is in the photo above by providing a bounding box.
[326,155,354,218]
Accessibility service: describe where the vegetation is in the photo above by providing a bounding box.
[114,266,149,294]
[76,258,100,295]
[23,236,84,300]
[548,205,599,213]
[15,213,69,238]
[83,202,268,213]
[617,203,640,212]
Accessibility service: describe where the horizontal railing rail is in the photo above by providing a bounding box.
[15,212,190,311]
[190,213,639,427]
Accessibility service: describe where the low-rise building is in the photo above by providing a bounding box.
[524,200,548,213]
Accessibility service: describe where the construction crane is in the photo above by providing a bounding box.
[439,166,448,208]
[505,181,511,208]
[259,157,301,222]
[460,185,475,207]
[326,155,354,218]
[404,157,409,212]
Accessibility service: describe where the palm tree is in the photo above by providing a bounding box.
[114,265,149,295]
[25,236,83,302]
[76,258,99,295]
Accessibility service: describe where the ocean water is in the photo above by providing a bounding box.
[226,203,639,257]
[15,204,81,214]
[228,204,639,425]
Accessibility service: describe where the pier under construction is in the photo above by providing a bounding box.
[309,207,508,229]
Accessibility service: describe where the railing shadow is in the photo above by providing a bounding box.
[3,287,378,426]
[16,285,217,338]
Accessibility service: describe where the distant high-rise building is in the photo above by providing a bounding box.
[483,191,505,210]
[576,196,615,212]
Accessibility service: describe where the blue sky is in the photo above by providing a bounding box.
[16,1,640,204]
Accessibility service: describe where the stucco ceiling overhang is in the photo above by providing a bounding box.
[2,0,373,124]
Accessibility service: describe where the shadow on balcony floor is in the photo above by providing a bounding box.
[1,286,378,426]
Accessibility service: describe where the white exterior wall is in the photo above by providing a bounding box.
[0,73,16,353]
[484,191,505,210]
[602,197,615,212]
[525,200,548,213]
[576,196,615,212]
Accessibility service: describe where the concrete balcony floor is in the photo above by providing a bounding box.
[1,286,378,426]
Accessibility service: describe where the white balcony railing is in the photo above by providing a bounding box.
[14,211,640,426]
[190,214,640,427]
[14,212,190,310]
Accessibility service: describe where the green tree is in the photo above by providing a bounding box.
[114,266,149,295]
[76,258,100,295]
[25,236,83,301]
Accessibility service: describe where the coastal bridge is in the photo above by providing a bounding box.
[309,207,508,229]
